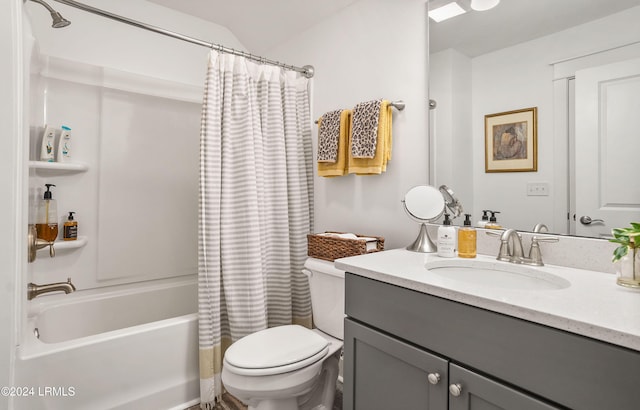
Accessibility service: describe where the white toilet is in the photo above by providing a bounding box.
[221,257,345,410]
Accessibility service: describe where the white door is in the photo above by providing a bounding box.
[574,58,640,237]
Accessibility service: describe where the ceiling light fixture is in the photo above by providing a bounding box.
[470,0,500,11]
[428,2,467,23]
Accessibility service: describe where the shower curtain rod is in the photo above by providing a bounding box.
[50,0,315,78]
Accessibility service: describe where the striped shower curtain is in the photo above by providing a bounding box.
[198,51,314,408]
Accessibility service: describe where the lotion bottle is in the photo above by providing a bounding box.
[477,210,490,228]
[40,125,56,162]
[57,125,72,162]
[437,213,456,258]
[457,214,477,258]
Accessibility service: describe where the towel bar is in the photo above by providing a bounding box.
[315,100,405,124]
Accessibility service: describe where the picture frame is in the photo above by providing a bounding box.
[484,107,537,173]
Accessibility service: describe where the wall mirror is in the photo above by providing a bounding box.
[428,0,640,239]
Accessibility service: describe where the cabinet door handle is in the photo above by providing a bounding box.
[427,372,440,385]
[449,383,463,397]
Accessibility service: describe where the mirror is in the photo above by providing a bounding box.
[428,0,640,238]
[403,185,445,222]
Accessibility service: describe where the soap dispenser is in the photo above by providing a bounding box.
[457,214,477,258]
[485,211,502,229]
[63,211,78,241]
[477,210,491,228]
[36,184,58,243]
[437,213,456,258]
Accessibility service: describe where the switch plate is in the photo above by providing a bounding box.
[527,182,549,196]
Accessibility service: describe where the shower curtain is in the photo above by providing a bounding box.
[198,51,314,407]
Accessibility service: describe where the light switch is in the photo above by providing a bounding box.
[527,182,549,196]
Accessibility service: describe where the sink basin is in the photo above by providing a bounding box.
[425,259,571,291]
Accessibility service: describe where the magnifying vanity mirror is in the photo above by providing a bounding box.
[428,0,640,239]
[403,185,463,252]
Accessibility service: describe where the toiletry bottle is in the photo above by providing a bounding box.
[57,125,72,162]
[485,211,502,229]
[437,213,456,258]
[457,214,477,258]
[63,211,78,241]
[40,125,57,162]
[36,184,58,242]
[477,210,491,228]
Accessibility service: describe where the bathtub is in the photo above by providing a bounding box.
[14,277,199,410]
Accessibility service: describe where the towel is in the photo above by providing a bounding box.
[317,109,343,163]
[348,100,392,175]
[317,110,352,177]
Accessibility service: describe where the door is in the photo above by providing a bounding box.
[574,58,640,237]
[448,364,560,410]
[343,318,448,410]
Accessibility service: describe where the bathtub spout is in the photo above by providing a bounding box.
[28,278,76,300]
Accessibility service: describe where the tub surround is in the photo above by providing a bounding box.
[335,248,640,351]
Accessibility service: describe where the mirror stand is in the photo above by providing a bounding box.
[406,223,437,253]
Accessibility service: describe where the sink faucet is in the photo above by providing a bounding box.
[532,223,549,233]
[28,278,76,300]
[496,229,525,263]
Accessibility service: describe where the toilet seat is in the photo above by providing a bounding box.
[224,325,330,377]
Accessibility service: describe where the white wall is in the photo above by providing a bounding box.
[23,0,246,291]
[431,5,640,232]
[269,0,430,249]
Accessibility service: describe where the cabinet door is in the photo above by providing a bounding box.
[448,364,560,410]
[343,318,448,410]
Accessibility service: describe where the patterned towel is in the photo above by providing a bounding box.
[350,99,382,158]
[317,109,344,163]
[348,100,392,175]
[317,110,352,177]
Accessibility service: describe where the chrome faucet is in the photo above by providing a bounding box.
[532,223,549,233]
[28,278,76,300]
[496,229,525,263]
[488,228,559,266]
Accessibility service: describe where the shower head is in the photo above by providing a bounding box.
[28,0,71,28]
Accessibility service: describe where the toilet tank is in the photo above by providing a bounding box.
[303,257,345,340]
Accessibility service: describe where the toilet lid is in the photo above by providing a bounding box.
[224,325,329,376]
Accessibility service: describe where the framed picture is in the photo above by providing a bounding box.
[484,107,537,172]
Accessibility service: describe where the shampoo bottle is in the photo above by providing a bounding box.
[63,211,78,241]
[437,213,456,258]
[57,125,72,162]
[40,125,56,162]
[36,184,58,242]
[457,214,477,258]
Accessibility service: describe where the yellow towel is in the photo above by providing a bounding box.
[318,110,352,177]
[348,100,392,175]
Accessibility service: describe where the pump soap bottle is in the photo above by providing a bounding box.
[36,184,58,243]
[458,214,477,258]
[485,211,502,229]
[477,210,491,228]
[437,213,456,258]
[63,211,78,241]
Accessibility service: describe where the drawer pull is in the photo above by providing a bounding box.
[427,373,440,385]
[449,383,463,397]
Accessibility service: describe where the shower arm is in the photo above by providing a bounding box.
[44,0,315,78]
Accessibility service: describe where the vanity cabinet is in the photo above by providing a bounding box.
[343,273,640,410]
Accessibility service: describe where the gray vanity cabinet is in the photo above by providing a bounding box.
[343,273,640,410]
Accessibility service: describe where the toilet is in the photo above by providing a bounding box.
[221,257,345,410]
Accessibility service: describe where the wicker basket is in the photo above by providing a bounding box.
[307,232,385,261]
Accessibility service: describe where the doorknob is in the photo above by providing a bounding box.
[579,216,605,225]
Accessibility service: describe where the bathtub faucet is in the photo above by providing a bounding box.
[28,278,76,300]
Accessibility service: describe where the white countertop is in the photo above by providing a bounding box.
[335,249,640,352]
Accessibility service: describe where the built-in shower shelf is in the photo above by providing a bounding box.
[29,161,89,173]
[37,236,88,252]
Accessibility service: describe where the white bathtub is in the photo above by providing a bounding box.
[14,277,199,410]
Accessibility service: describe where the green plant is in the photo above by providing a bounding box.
[610,222,640,262]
